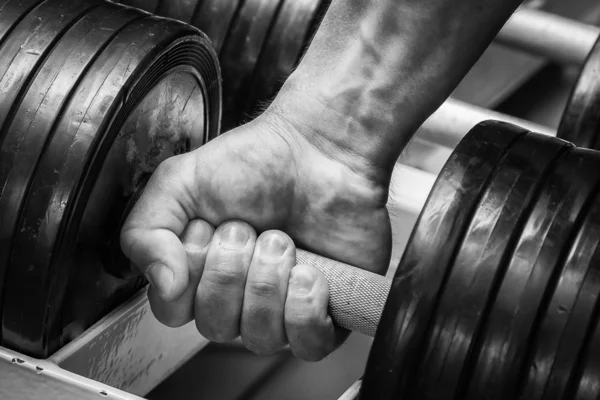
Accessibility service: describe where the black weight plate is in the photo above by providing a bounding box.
[0,0,101,136]
[464,146,600,400]
[360,121,526,400]
[0,2,143,347]
[219,0,283,131]
[244,0,320,117]
[537,187,600,400]
[3,15,220,357]
[155,0,199,24]
[118,0,159,14]
[557,37,600,150]
[571,287,600,400]
[191,0,242,55]
[410,132,570,400]
[0,0,46,45]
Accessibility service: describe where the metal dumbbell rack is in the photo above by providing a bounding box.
[3,3,600,400]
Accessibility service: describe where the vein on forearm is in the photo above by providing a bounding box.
[275,0,523,170]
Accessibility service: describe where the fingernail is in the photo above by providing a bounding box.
[220,223,249,249]
[290,267,314,296]
[259,234,288,258]
[184,220,213,249]
[145,262,173,298]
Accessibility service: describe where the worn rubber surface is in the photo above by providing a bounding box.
[360,121,526,400]
[534,186,600,400]
[412,133,570,400]
[219,0,282,130]
[517,149,600,400]
[462,146,600,400]
[0,0,105,345]
[571,271,600,400]
[0,0,46,45]
[3,10,220,357]
[557,37,600,150]
[0,0,101,133]
[192,0,242,54]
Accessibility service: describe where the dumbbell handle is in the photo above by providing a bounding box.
[497,8,600,65]
[296,249,390,337]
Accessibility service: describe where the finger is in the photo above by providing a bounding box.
[195,221,256,342]
[149,220,214,327]
[285,264,343,362]
[241,231,295,355]
[121,155,197,301]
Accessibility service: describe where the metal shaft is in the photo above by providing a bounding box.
[296,249,390,338]
[497,8,600,65]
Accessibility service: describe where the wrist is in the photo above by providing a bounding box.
[262,84,395,187]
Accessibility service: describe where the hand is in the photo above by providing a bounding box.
[120,110,392,361]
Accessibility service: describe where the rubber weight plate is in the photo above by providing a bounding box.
[535,185,600,400]
[192,0,242,55]
[557,37,600,150]
[3,11,221,358]
[519,149,600,400]
[220,0,283,131]
[571,261,600,400]
[464,146,600,400]
[0,0,102,136]
[360,121,526,400]
[155,0,199,24]
[0,2,143,346]
[244,0,321,118]
[0,0,46,45]
[410,132,571,400]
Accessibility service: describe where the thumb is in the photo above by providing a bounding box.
[120,156,196,301]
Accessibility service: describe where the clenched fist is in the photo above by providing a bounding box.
[120,109,392,361]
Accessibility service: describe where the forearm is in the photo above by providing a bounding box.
[267,0,523,181]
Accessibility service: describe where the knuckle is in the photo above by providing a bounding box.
[203,265,246,287]
[285,311,320,330]
[246,278,280,298]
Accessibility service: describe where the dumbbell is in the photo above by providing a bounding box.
[0,0,221,358]
[109,120,600,400]
[117,0,331,131]
[0,0,574,360]
[0,0,548,359]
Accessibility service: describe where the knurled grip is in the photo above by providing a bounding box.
[296,249,391,337]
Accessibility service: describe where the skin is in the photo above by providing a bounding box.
[121,0,524,361]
